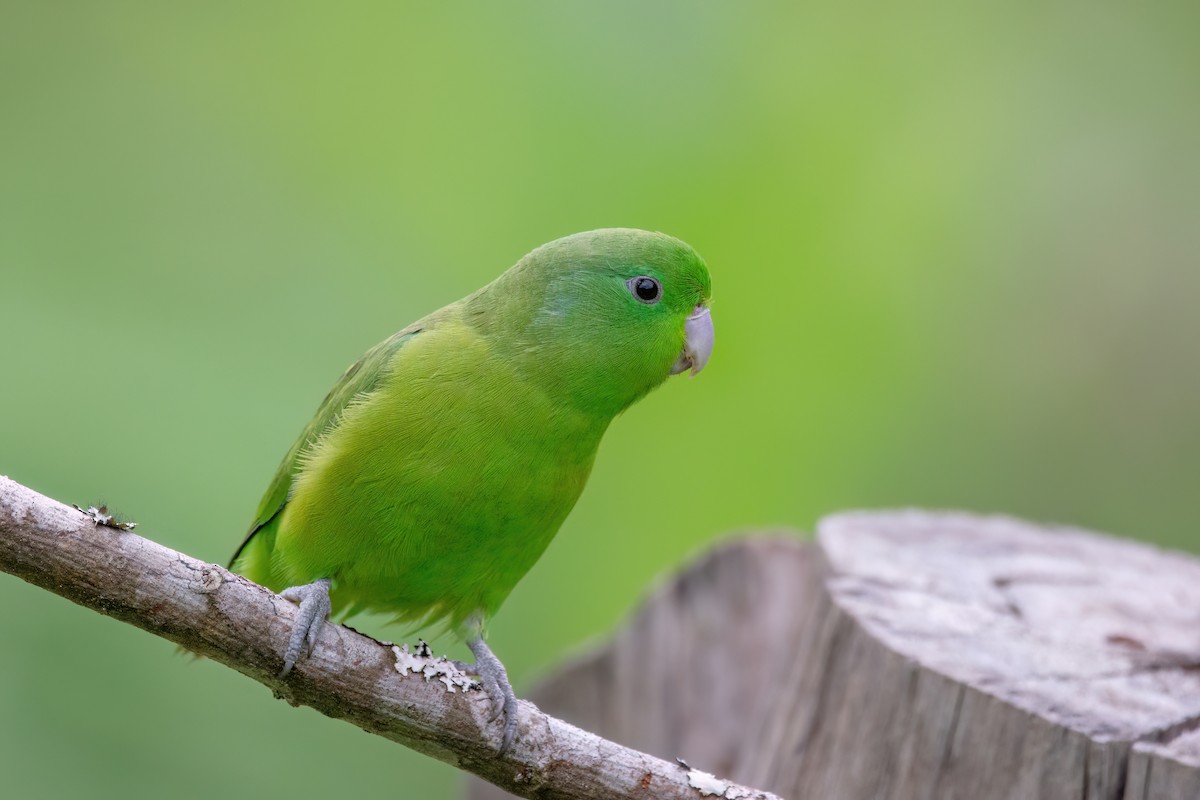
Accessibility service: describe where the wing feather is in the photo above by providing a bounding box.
[228,325,422,568]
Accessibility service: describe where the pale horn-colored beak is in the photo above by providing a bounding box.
[671,305,714,376]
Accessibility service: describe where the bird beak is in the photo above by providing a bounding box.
[671,305,714,376]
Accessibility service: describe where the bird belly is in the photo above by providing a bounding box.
[272,357,603,631]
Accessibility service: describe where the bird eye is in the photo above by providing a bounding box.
[626,276,662,304]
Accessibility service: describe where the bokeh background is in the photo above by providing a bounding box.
[2,2,1197,797]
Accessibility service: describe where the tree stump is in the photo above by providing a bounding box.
[470,512,1200,799]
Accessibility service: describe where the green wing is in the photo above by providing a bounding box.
[228,324,422,569]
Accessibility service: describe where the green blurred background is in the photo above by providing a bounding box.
[2,2,1197,797]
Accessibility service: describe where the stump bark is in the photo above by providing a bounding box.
[470,512,1200,800]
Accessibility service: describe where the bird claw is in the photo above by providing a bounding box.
[278,578,332,677]
[498,690,518,752]
[468,636,520,753]
[489,696,506,724]
[476,671,502,719]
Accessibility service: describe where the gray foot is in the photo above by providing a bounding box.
[467,636,519,753]
[279,578,332,677]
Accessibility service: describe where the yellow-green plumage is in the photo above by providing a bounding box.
[231,228,712,640]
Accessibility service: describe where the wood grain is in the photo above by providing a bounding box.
[473,512,1200,799]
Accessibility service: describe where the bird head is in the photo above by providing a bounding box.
[471,228,714,418]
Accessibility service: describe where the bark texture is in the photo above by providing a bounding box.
[473,513,1200,800]
[0,476,779,800]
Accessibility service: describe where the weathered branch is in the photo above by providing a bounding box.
[0,475,780,800]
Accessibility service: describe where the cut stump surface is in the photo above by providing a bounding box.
[472,512,1200,799]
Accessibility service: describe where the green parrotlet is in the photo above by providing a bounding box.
[229,228,714,751]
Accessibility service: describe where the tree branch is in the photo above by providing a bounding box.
[0,476,780,800]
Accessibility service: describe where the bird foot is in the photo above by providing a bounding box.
[467,636,519,753]
[278,578,332,677]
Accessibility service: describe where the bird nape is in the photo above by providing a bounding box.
[228,228,714,752]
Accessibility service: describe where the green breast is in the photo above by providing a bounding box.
[269,319,610,631]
